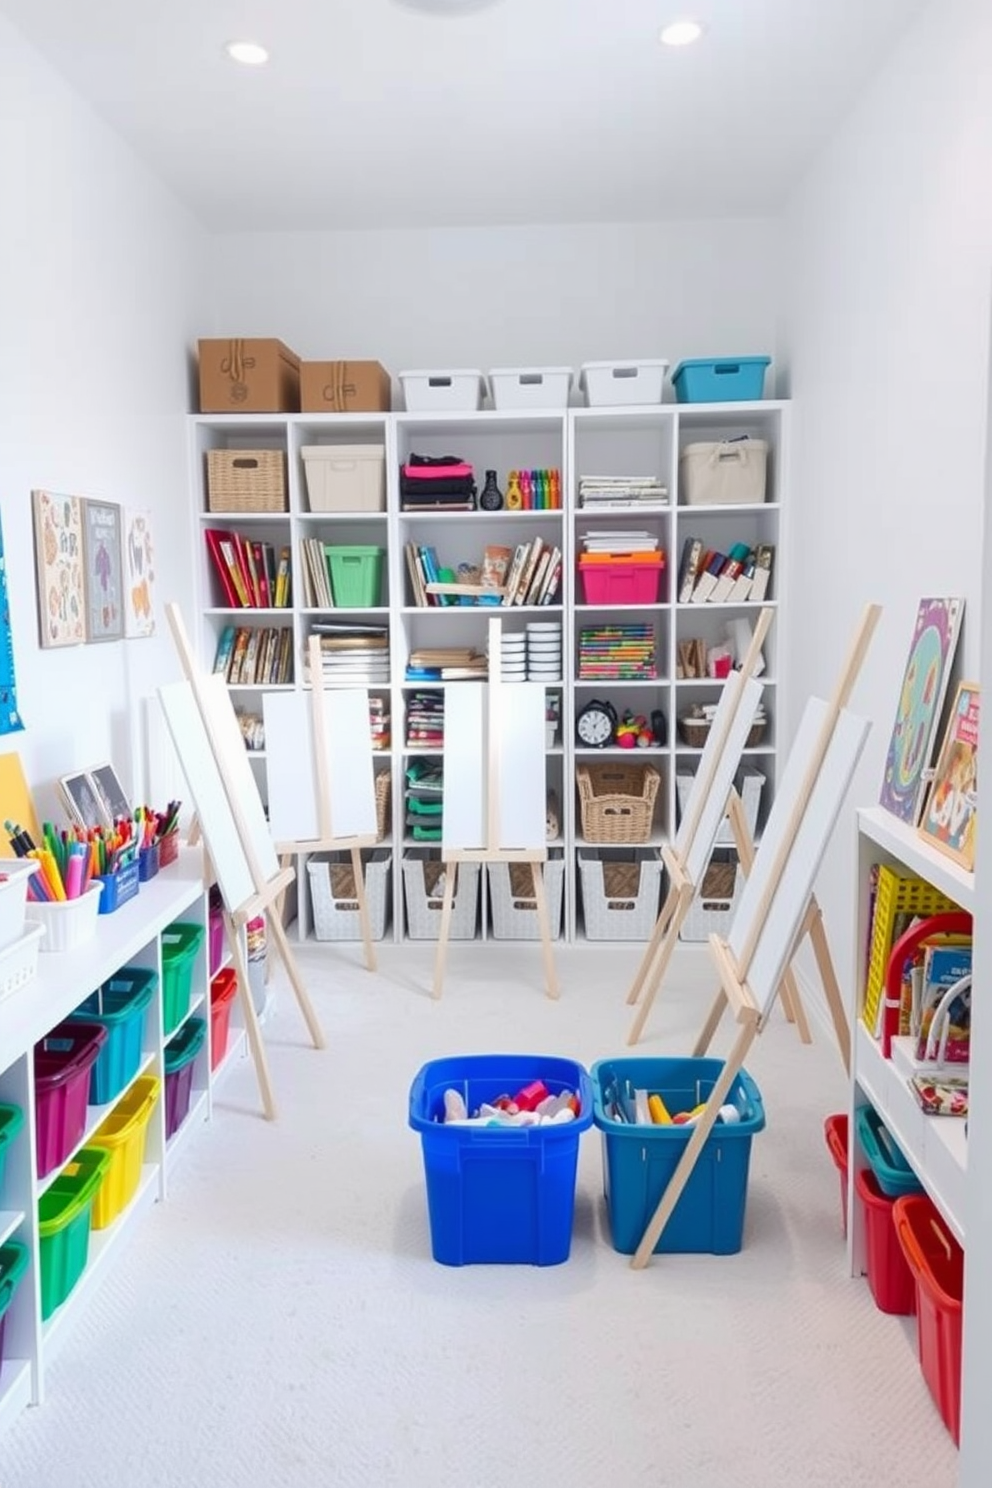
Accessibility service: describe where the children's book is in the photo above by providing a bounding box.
[918,680,979,869]
[879,598,964,824]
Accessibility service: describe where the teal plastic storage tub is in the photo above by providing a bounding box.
[0,1104,24,1193]
[70,966,158,1105]
[591,1056,765,1254]
[856,1104,923,1199]
[672,357,771,403]
[409,1053,593,1266]
[325,545,385,608]
[161,921,205,1035]
[37,1146,110,1320]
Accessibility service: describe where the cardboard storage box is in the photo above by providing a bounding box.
[198,338,301,413]
[300,360,391,414]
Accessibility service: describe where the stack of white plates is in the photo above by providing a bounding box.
[527,621,562,682]
[498,632,527,680]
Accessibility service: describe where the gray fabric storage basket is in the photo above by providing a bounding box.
[487,854,565,940]
[578,849,663,940]
[402,851,480,940]
[307,849,391,941]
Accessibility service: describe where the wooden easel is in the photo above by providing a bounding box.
[630,604,881,1268]
[433,615,558,1000]
[270,633,378,971]
[165,604,325,1121]
[626,608,812,1045]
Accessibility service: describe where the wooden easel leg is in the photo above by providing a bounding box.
[350,846,377,974]
[692,984,730,1057]
[626,885,692,1046]
[632,1016,758,1268]
[626,880,681,1007]
[780,966,812,1044]
[808,907,851,1074]
[267,910,326,1050]
[225,914,277,1121]
[530,862,560,1001]
[432,862,457,1001]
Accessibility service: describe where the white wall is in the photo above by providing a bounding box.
[205,218,782,388]
[0,13,206,824]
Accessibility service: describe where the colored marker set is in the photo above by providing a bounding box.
[3,820,98,903]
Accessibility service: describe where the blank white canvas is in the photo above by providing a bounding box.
[496,684,547,848]
[728,698,870,1018]
[442,682,547,852]
[442,685,486,851]
[263,689,375,843]
[676,674,765,884]
[158,680,255,913]
[197,674,280,885]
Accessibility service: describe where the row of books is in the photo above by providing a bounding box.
[213,625,293,685]
[490,538,562,607]
[205,530,291,609]
[677,538,774,604]
[578,623,657,681]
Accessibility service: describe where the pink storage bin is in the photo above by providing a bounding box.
[34,1020,108,1178]
[579,558,664,606]
[209,907,224,976]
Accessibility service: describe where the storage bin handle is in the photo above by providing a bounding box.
[610,367,638,380]
[930,1216,953,1262]
[517,373,545,386]
[427,376,453,388]
[709,442,749,467]
[231,457,260,470]
[712,363,742,376]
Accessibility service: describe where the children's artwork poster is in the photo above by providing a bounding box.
[81,498,124,642]
[878,597,964,824]
[124,509,156,638]
[31,489,86,649]
[0,512,24,734]
[919,681,979,870]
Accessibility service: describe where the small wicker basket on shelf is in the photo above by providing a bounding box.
[677,712,767,750]
[576,762,661,844]
[206,449,288,512]
[375,771,392,842]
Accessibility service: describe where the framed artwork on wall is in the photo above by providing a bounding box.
[31,490,86,649]
[124,509,156,638]
[918,681,979,870]
[878,597,964,825]
[81,499,124,642]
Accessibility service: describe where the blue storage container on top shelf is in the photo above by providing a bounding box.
[672,357,771,403]
[409,1053,593,1267]
[591,1056,766,1255]
[856,1103,924,1198]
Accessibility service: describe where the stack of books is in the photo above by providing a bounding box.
[304,623,390,686]
[369,695,390,751]
[405,758,444,841]
[400,454,477,511]
[406,692,445,748]
[406,647,487,682]
[579,530,661,556]
[578,624,657,681]
[578,476,668,510]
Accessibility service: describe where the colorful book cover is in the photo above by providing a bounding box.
[879,597,964,824]
[918,680,979,869]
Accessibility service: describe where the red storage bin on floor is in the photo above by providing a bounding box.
[893,1194,964,1444]
[856,1168,916,1316]
[823,1112,849,1236]
[34,1021,108,1179]
[578,554,664,606]
[210,968,238,1071]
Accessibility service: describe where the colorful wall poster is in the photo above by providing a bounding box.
[31,490,86,648]
[0,512,24,734]
[124,509,156,638]
[919,681,979,869]
[878,597,964,824]
[81,499,124,642]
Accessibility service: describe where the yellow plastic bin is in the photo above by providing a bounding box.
[88,1075,161,1230]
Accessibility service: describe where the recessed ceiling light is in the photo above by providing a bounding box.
[391,0,505,14]
[660,20,703,47]
[225,40,269,66]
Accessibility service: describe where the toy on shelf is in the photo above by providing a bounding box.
[616,711,655,749]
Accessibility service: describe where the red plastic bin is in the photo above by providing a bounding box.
[579,555,664,606]
[856,1168,916,1315]
[893,1194,964,1444]
[210,968,238,1071]
[34,1021,108,1179]
[823,1112,849,1236]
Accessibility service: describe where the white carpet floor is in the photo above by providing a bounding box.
[1,941,958,1488]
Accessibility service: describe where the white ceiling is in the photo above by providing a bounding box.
[1,0,927,231]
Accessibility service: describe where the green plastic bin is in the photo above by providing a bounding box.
[161,921,205,1035]
[325,545,385,608]
[0,1104,24,1193]
[38,1146,110,1320]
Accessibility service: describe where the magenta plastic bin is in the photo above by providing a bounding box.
[208,908,224,977]
[34,1021,108,1178]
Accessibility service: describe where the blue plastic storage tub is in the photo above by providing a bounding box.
[856,1103,923,1199]
[591,1056,765,1254]
[70,967,158,1106]
[409,1053,593,1267]
[672,357,771,403]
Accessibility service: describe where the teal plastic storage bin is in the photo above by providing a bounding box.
[672,357,771,403]
[326,545,385,608]
[0,1104,24,1193]
[591,1056,765,1254]
[70,967,158,1105]
[409,1054,593,1266]
[856,1103,924,1199]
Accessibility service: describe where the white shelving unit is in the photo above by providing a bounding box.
[849,805,972,1268]
[189,399,789,944]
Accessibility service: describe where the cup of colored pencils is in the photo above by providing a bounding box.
[151,800,182,868]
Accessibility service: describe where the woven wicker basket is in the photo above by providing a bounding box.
[375,770,392,841]
[677,714,767,750]
[576,762,661,844]
[206,449,288,512]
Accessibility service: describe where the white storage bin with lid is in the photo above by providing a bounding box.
[488,367,573,411]
[0,860,40,951]
[301,444,386,513]
[580,360,670,407]
[680,438,768,506]
[398,370,487,413]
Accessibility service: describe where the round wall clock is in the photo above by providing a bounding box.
[576,698,617,748]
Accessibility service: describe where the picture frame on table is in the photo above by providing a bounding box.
[81,498,124,642]
[918,681,979,870]
[58,761,132,832]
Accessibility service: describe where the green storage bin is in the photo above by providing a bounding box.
[0,1104,24,1193]
[325,545,385,608]
[161,921,205,1035]
[37,1146,110,1320]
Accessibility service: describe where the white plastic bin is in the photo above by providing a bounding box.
[580,360,669,407]
[402,852,480,940]
[488,855,565,940]
[0,922,44,1003]
[680,439,768,506]
[676,767,765,848]
[0,860,40,951]
[301,445,386,512]
[307,850,391,941]
[398,370,487,413]
[27,882,102,953]
[489,367,573,411]
[679,852,742,942]
[578,850,663,940]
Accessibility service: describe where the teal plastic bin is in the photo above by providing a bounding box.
[856,1103,923,1198]
[672,357,771,403]
[70,967,158,1105]
[0,1104,24,1193]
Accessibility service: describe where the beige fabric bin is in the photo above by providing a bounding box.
[680,438,768,506]
[302,445,386,512]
